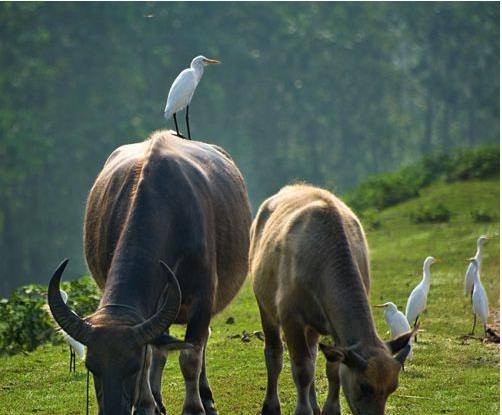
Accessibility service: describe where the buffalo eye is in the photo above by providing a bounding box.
[360,382,374,395]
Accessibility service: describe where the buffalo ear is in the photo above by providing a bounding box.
[319,343,345,362]
[344,348,368,371]
[387,324,419,354]
[150,333,193,351]
[319,343,368,371]
[394,344,411,370]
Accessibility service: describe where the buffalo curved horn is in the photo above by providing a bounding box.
[133,260,182,344]
[47,259,93,345]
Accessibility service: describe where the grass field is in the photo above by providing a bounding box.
[0,179,499,415]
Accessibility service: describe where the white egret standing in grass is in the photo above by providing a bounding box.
[163,55,220,139]
[467,257,490,336]
[374,302,413,365]
[464,235,491,299]
[405,256,439,341]
[59,290,85,372]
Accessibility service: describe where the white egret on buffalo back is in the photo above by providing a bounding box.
[467,258,490,336]
[465,235,490,298]
[59,290,85,372]
[405,256,439,341]
[374,302,413,365]
[164,55,220,139]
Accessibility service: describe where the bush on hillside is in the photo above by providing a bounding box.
[471,208,497,223]
[360,209,382,230]
[410,203,452,224]
[0,276,100,355]
[446,146,500,182]
[347,146,498,213]
[347,168,423,212]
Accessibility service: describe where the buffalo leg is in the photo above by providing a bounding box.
[150,346,168,414]
[199,334,217,415]
[179,301,211,415]
[305,328,320,415]
[322,358,342,415]
[283,319,316,415]
[259,304,283,415]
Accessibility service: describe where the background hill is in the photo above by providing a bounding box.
[0,2,499,294]
[0,174,499,413]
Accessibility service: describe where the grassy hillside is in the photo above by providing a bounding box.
[0,179,499,414]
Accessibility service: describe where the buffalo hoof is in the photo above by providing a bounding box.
[153,396,166,414]
[181,405,205,415]
[262,402,281,415]
[322,403,342,415]
[202,399,218,415]
[313,408,321,415]
[133,407,160,415]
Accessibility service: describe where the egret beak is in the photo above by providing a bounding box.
[433,258,442,263]
[373,304,387,308]
[466,257,476,263]
[203,58,220,65]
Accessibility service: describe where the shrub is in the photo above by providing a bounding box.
[410,203,451,224]
[360,209,382,230]
[347,169,422,213]
[0,276,100,355]
[446,146,499,182]
[346,145,499,213]
[471,208,497,223]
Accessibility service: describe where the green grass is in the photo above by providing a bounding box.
[0,179,499,414]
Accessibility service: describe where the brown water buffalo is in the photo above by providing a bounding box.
[48,130,252,415]
[250,184,414,415]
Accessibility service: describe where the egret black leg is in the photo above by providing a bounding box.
[414,316,420,343]
[470,314,477,335]
[69,347,76,373]
[173,113,183,138]
[185,105,191,140]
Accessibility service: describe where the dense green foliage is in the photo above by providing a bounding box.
[348,145,499,212]
[0,178,498,414]
[409,203,451,224]
[471,207,498,223]
[0,3,498,294]
[0,277,99,355]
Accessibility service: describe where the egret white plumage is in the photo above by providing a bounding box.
[405,256,439,341]
[164,55,220,139]
[59,290,85,372]
[375,302,411,338]
[464,235,491,298]
[374,302,413,365]
[467,258,490,336]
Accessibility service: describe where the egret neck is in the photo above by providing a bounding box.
[422,261,432,292]
[475,238,484,263]
[191,59,205,83]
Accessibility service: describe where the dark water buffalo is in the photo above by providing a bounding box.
[48,130,252,415]
[250,184,414,415]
